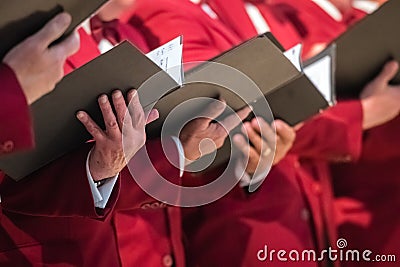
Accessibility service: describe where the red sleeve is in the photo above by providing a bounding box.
[130,0,227,63]
[0,143,119,220]
[0,64,34,155]
[291,100,363,162]
[115,137,182,210]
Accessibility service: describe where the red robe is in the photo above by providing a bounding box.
[262,1,400,266]
[0,64,33,155]
[270,0,366,58]
[207,0,302,50]
[129,0,363,266]
[0,26,185,267]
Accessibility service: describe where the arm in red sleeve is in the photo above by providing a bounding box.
[0,64,34,154]
[291,100,363,162]
[0,143,120,220]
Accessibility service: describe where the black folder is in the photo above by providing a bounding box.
[148,34,330,137]
[335,0,400,98]
[0,35,329,180]
[148,34,330,169]
[0,42,179,180]
[0,0,108,60]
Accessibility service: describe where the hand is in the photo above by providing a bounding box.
[97,0,136,21]
[234,119,295,175]
[360,61,400,129]
[3,12,80,105]
[77,90,159,181]
[179,100,252,165]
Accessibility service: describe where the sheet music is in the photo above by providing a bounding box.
[146,36,184,85]
[304,55,333,104]
[283,44,302,72]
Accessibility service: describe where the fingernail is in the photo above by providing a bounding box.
[57,13,71,26]
[99,95,108,104]
[262,148,272,157]
[113,90,122,99]
[130,90,137,97]
[233,134,241,143]
[76,111,85,119]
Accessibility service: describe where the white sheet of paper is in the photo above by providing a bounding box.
[283,44,302,72]
[146,36,184,85]
[304,55,333,104]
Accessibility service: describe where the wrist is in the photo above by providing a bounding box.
[89,151,119,182]
[361,97,379,130]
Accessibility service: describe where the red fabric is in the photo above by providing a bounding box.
[129,0,242,63]
[0,64,33,155]
[0,28,185,267]
[268,1,400,265]
[63,28,101,75]
[292,100,363,162]
[127,1,365,267]
[332,115,400,267]
[0,138,183,266]
[182,156,331,267]
[0,144,117,219]
[90,15,150,53]
[270,0,366,59]
[207,0,302,50]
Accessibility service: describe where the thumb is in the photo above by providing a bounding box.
[274,120,296,145]
[373,60,399,86]
[196,99,226,129]
[50,30,80,58]
[33,12,72,48]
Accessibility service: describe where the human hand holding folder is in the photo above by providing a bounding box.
[234,118,295,175]
[3,12,80,105]
[360,60,400,130]
[180,99,252,165]
[77,90,159,182]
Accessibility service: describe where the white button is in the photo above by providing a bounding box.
[301,208,310,221]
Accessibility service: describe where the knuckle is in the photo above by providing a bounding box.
[108,120,119,129]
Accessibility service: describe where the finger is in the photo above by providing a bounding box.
[76,111,105,141]
[145,109,159,124]
[112,90,128,129]
[233,134,250,158]
[219,106,252,133]
[233,134,260,166]
[127,90,145,129]
[98,94,120,138]
[374,60,399,86]
[243,122,271,157]
[33,12,72,48]
[274,120,296,145]
[294,122,304,131]
[50,29,80,58]
[197,99,227,128]
[251,117,275,145]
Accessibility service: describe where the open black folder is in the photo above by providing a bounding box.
[0,41,179,180]
[0,34,330,180]
[0,0,108,60]
[335,0,400,98]
[148,34,331,136]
